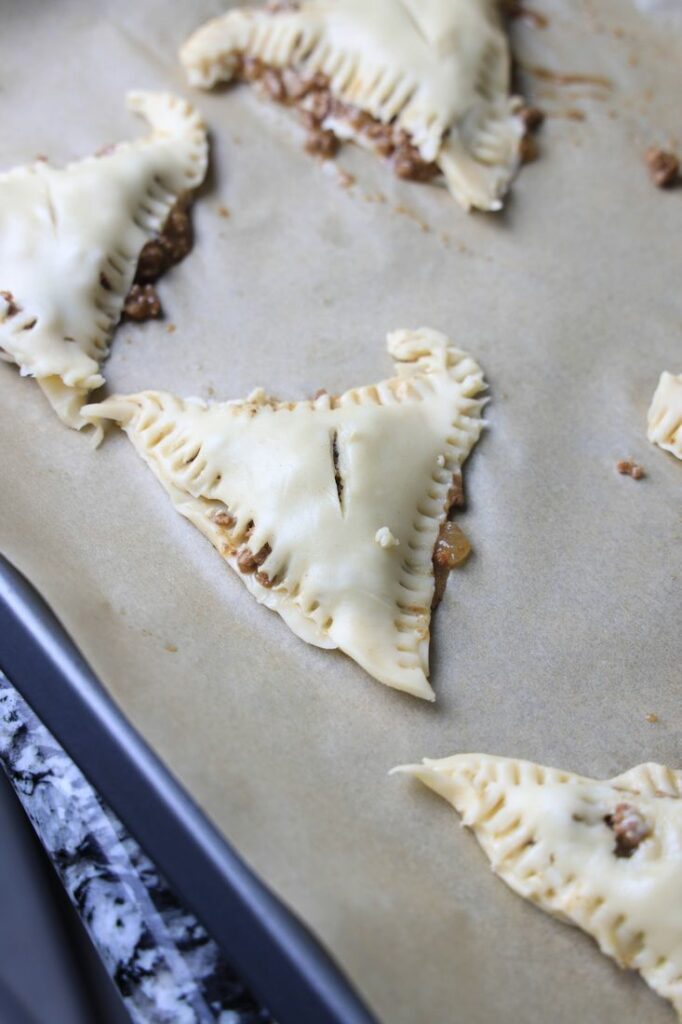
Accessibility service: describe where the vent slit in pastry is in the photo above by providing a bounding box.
[330,429,345,512]
[83,327,486,699]
[0,93,208,431]
[394,753,682,1019]
[181,0,524,211]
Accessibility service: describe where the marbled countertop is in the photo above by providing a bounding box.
[0,669,276,1024]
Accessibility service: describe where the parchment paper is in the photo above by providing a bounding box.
[1,1,681,1021]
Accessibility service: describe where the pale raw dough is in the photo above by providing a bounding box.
[181,0,523,211]
[0,92,208,429]
[83,328,486,699]
[395,752,682,1020]
[647,371,682,460]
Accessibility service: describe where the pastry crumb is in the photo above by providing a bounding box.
[645,147,679,189]
[645,712,659,724]
[616,458,645,479]
[337,168,356,188]
[375,526,400,549]
[164,643,178,653]
[218,204,231,218]
[166,323,176,334]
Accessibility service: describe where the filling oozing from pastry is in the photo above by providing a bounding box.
[181,0,525,211]
[236,58,440,181]
[395,754,682,1020]
[122,194,195,321]
[605,803,651,858]
[432,472,470,607]
[0,91,209,429]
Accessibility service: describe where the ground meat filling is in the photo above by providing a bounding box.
[237,542,272,576]
[211,508,237,529]
[616,458,645,480]
[605,803,651,858]
[0,290,20,319]
[432,472,471,608]
[233,57,439,182]
[123,194,194,322]
[123,284,162,321]
[645,147,680,189]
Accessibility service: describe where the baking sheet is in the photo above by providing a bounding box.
[1,1,681,1021]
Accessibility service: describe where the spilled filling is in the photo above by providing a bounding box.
[234,57,439,182]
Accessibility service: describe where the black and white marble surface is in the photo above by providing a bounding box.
[0,669,275,1024]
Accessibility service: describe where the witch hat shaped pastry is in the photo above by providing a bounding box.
[83,328,486,699]
[648,371,682,460]
[395,753,682,1019]
[181,0,523,212]
[0,92,208,429]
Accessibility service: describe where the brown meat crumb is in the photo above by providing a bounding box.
[393,142,439,182]
[645,147,679,189]
[519,105,545,132]
[255,570,275,588]
[123,284,161,321]
[0,290,20,318]
[211,508,236,529]
[237,542,271,574]
[447,472,465,511]
[305,128,340,158]
[605,803,651,857]
[616,458,645,480]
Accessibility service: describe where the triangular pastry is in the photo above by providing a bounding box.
[648,372,682,461]
[181,0,524,212]
[83,328,486,699]
[395,753,682,1018]
[0,92,208,429]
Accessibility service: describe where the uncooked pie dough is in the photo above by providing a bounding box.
[181,0,523,211]
[0,92,208,429]
[83,328,486,699]
[647,371,682,461]
[395,752,682,1019]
